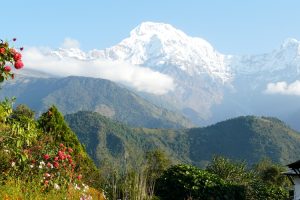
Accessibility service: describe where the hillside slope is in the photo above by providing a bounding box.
[188,116,300,166]
[66,112,300,167]
[1,76,192,129]
[65,111,190,168]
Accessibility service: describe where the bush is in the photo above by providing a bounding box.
[155,164,245,200]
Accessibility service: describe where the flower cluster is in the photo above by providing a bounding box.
[20,143,83,192]
[0,38,24,82]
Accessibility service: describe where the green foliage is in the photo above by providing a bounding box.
[0,101,101,198]
[65,111,188,169]
[206,156,252,185]
[38,105,81,149]
[188,116,300,166]
[207,156,289,200]
[0,98,14,122]
[254,158,290,187]
[155,164,245,200]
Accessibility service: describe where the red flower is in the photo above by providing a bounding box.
[53,161,59,169]
[68,158,73,164]
[54,156,59,161]
[0,48,5,54]
[14,60,24,69]
[44,180,49,185]
[59,143,64,148]
[13,52,22,61]
[4,66,11,72]
[43,154,50,160]
[77,175,82,180]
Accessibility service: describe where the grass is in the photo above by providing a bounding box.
[0,179,106,200]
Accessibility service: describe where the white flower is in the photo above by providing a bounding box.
[11,161,16,167]
[80,194,93,200]
[54,183,60,190]
[74,183,80,190]
[39,161,45,169]
[39,161,45,166]
[82,183,89,192]
[30,164,34,168]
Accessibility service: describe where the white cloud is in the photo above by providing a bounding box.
[265,80,300,96]
[61,38,80,49]
[22,47,175,95]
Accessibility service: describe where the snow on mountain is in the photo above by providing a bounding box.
[231,38,300,77]
[89,22,232,83]
[50,48,88,60]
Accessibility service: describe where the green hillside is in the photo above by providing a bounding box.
[1,76,193,129]
[66,112,300,167]
[65,111,190,168]
[188,116,300,166]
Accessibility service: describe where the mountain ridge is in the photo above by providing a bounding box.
[0,75,193,129]
[65,111,300,168]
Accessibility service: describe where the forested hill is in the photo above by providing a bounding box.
[66,112,300,167]
[188,116,300,166]
[0,76,192,129]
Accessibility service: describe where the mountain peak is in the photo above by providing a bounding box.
[130,22,187,40]
[280,38,300,50]
[129,21,213,49]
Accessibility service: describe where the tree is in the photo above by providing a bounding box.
[253,158,290,187]
[206,156,252,185]
[145,149,171,197]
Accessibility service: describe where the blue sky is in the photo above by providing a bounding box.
[1,0,300,54]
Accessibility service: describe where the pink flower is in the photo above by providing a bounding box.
[13,52,22,61]
[54,156,59,161]
[59,143,64,148]
[43,154,50,160]
[44,180,49,185]
[4,66,11,72]
[14,60,24,69]
[46,162,53,168]
[68,147,73,153]
[10,48,16,54]
[44,173,51,177]
[77,175,82,180]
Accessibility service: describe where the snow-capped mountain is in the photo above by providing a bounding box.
[43,22,300,128]
[90,22,232,83]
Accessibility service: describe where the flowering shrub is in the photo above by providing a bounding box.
[20,142,84,191]
[0,38,24,82]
